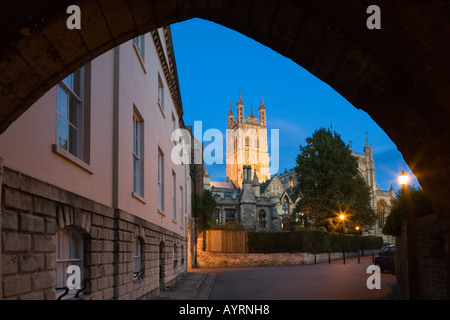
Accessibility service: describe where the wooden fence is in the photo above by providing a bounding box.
[204,230,248,253]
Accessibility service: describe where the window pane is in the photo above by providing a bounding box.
[57,115,69,150]
[56,228,84,289]
[172,173,176,220]
[158,153,164,211]
[133,118,137,154]
[72,70,81,97]
[63,74,74,90]
[69,96,80,127]
[69,124,79,156]
[57,86,68,119]
[133,156,140,194]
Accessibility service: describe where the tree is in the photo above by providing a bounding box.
[383,186,434,236]
[192,189,217,251]
[292,128,376,232]
[192,189,217,232]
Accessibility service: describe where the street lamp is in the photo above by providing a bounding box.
[339,213,345,234]
[339,213,346,264]
[399,170,409,195]
[399,170,408,187]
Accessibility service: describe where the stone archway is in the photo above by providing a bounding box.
[1,0,450,296]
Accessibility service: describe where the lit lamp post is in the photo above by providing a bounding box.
[399,170,408,192]
[339,214,346,233]
[340,213,346,264]
[355,226,361,263]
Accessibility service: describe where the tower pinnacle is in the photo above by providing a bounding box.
[259,95,265,109]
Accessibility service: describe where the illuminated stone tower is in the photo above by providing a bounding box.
[226,91,270,188]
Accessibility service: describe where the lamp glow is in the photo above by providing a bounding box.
[399,170,408,186]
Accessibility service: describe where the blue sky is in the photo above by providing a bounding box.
[170,18,419,191]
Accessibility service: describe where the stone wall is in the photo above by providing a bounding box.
[196,235,374,268]
[1,168,187,300]
[396,213,447,299]
[197,251,365,268]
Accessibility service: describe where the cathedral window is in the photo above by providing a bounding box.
[225,209,236,222]
[282,197,289,215]
[213,209,220,225]
[377,201,387,228]
[259,210,267,229]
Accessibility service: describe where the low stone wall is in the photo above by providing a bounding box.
[197,236,377,268]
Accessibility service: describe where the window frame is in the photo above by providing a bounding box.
[56,227,85,300]
[133,237,145,280]
[157,73,164,111]
[172,171,176,222]
[132,109,144,198]
[225,209,236,223]
[53,65,92,173]
[56,68,84,159]
[133,34,147,73]
[158,149,165,213]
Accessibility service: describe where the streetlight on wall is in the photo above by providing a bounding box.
[399,170,408,186]
[399,170,409,193]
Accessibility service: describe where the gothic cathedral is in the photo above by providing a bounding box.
[205,91,394,239]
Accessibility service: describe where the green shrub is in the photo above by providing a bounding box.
[247,230,382,253]
[383,186,434,236]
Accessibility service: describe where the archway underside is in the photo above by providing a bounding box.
[1,0,450,232]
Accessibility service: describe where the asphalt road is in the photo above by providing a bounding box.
[205,256,397,300]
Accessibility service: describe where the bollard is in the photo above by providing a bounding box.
[358,250,360,263]
[328,251,331,264]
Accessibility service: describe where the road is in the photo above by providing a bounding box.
[204,256,397,300]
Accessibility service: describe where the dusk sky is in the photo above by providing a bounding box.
[171,18,419,191]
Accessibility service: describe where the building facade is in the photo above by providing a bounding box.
[0,27,191,300]
[226,92,270,189]
[205,165,294,231]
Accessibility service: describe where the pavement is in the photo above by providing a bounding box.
[155,256,399,300]
[156,270,216,300]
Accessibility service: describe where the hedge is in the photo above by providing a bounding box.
[247,230,383,253]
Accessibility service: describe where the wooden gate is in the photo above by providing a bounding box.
[205,230,248,253]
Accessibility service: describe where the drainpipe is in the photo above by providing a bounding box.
[0,156,4,300]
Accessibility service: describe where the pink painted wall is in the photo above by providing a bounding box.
[0,29,189,238]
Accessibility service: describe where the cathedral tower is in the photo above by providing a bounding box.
[226,91,270,188]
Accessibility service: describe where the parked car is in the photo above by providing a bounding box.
[374,245,395,273]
